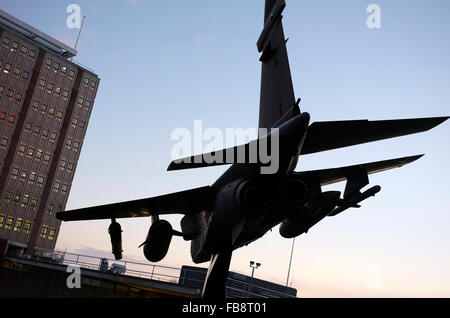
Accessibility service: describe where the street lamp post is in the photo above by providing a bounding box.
[247,261,261,298]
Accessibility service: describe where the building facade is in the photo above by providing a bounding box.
[0,10,99,254]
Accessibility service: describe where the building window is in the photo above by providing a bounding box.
[62,90,69,100]
[59,160,67,171]
[48,227,56,240]
[0,109,6,120]
[46,82,54,94]
[40,225,49,239]
[77,97,84,107]
[6,88,14,100]
[35,149,43,161]
[40,103,47,114]
[26,147,34,158]
[42,128,49,139]
[23,220,32,234]
[0,213,5,228]
[49,131,57,143]
[53,182,60,193]
[68,69,75,80]
[48,107,55,117]
[12,192,21,205]
[53,61,60,73]
[13,66,21,78]
[31,198,38,211]
[28,172,37,184]
[83,76,89,87]
[13,218,23,232]
[5,216,14,230]
[22,71,30,81]
[7,113,16,125]
[45,57,52,68]
[54,85,61,96]
[56,111,63,121]
[47,204,55,215]
[61,65,67,75]
[37,176,44,187]
[43,153,51,164]
[67,162,74,173]
[71,117,78,128]
[18,144,26,156]
[38,78,46,89]
[29,48,37,59]
[0,137,7,150]
[0,85,4,96]
[73,141,80,152]
[14,92,23,103]
[11,41,19,51]
[4,63,12,74]
[1,36,10,48]
[61,184,68,195]
[10,167,19,180]
[65,138,72,148]
[79,120,86,129]
[3,191,12,203]
[21,195,30,208]
[33,125,41,136]
[90,79,97,90]
[25,122,32,132]
[32,100,39,111]
[20,45,28,55]
[19,170,27,182]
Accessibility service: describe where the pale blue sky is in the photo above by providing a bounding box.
[2,0,449,296]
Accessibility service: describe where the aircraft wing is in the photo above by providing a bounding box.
[294,154,423,186]
[301,117,449,155]
[56,186,213,221]
[167,117,448,171]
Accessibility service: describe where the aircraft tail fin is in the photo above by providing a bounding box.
[258,0,299,130]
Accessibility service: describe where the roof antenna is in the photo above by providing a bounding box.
[71,15,85,61]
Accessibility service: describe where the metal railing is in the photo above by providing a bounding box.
[26,250,296,298]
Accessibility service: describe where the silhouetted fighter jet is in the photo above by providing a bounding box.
[57,0,448,298]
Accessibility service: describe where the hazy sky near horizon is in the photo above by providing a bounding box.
[2,0,449,297]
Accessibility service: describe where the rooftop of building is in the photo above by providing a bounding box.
[0,9,97,75]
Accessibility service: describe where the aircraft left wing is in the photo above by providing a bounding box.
[56,186,213,221]
[294,154,423,186]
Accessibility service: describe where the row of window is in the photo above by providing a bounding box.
[37,77,71,100]
[17,142,52,164]
[44,56,75,80]
[40,224,57,240]
[76,96,93,112]
[0,214,33,234]
[0,59,30,82]
[10,167,45,188]
[82,74,97,90]
[53,180,69,196]
[31,99,64,120]
[0,84,23,103]
[0,213,57,241]
[3,190,39,210]
[47,202,63,216]
[25,122,58,143]
[0,108,16,125]
[59,159,75,173]
[0,136,8,150]
[1,36,37,59]
[65,137,81,153]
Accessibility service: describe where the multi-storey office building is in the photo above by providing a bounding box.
[0,10,99,254]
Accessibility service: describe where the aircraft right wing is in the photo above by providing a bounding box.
[294,154,423,186]
[300,117,449,155]
[56,186,213,222]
